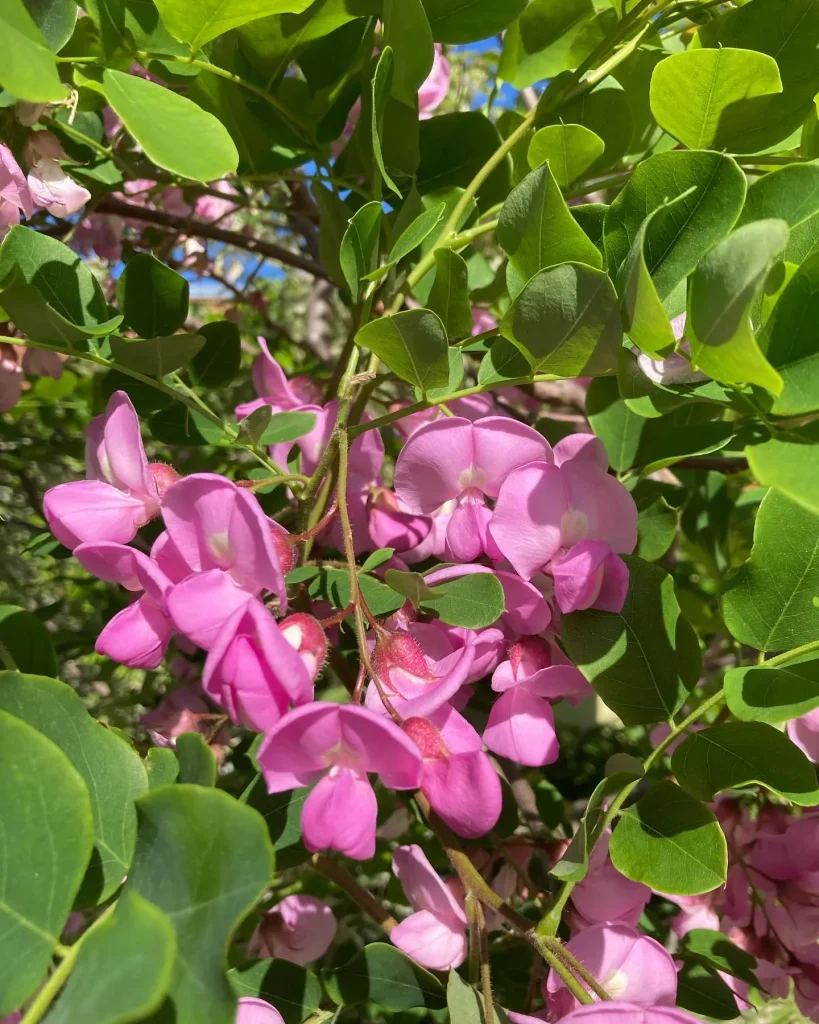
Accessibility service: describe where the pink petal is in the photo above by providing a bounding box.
[471,416,553,496]
[252,336,302,407]
[28,164,90,217]
[394,417,476,512]
[88,391,155,499]
[787,708,819,761]
[561,461,638,554]
[390,910,467,971]
[96,596,171,669]
[164,569,253,650]
[560,1005,696,1024]
[301,767,377,860]
[552,540,613,613]
[368,500,432,553]
[489,462,567,579]
[236,998,285,1024]
[495,570,552,634]
[43,479,153,549]
[257,703,343,792]
[338,704,423,789]
[418,44,450,113]
[553,433,609,472]
[150,531,194,583]
[74,541,170,602]
[249,894,336,965]
[0,143,33,218]
[445,496,488,562]
[421,749,501,838]
[483,687,559,767]
[393,844,467,922]
[571,835,650,927]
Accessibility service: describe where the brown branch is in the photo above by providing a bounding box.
[674,456,749,474]
[93,196,330,280]
[311,853,397,932]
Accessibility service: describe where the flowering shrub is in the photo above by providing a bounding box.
[3,0,819,1022]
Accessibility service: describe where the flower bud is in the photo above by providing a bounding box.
[279,612,327,683]
[149,462,180,497]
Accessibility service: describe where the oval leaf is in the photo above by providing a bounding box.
[725,658,819,724]
[356,308,450,393]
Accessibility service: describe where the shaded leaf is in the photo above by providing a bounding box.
[116,253,189,339]
[356,308,449,393]
[725,658,819,724]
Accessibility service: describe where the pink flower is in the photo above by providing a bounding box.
[74,542,174,669]
[0,344,23,411]
[72,214,123,263]
[403,706,501,838]
[0,143,33,238]
[570,835,650,928]
[258,703,422,860]
[367,629,475,718]
[408,619,506,684]
[394,416,551,563]
[788,707,819,761]
[561,1006,696,1023]
[391,844,467,970]
[545,924,678,1018]
[471,308,498,335]
[202,599,316,731]
[195,180,237,222]
[551,540,630,614]
[236,337,322,420]
[25,131,90,218]
[161,473,290,649]
[490,434,637,588]
[418,44,450,116]
[21,347,64,379]
[236,999,285,1024]
[44,391,163,549]
[367,488,432,553]
[666,892,720,937]
[248,895,336,965]
[140,687,212,747]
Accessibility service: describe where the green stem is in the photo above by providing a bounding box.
[766,639,819,667]
[0,639,17,672]
[311,854,397,932]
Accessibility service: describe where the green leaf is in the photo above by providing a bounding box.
[190,320,242,389]
[149,404,230,446]
[370,47,401,198]
[477,337,530,387]
[387,201,446,266]
[427,249,472,339]
[687,219,787,395]
[746,430,819,516]
[722,489,819,652]
[243,777,308,869]
[0,0,66,101]
[417,112,511,212]
[385,569,506,629]
[500,262,622,377]
[636,496,678,563]
[111,334,205,378]
[154,0,311,50]
[738,163,819,231]
[604,150,747,297]
[725,658,819,724]
[0,710,93,1016]
[102,69,238,182]
[231,959,322,1024]
[0,671,148,905]
[383,0,433,106]
[47,892,176,1024]
[680,929,759,988]
[609,781,727,895]
[147,747,180,790]
[550,773,637,883]
[327,942,445,1011]
[24,0,78,51]
[447,970,483,1024]
[759,250,819,415]
[308,568,405,618]
[116,253,190,338]
[634,420,735,476]
[420,346,464,401]
[356,308,449,393]
[499,0,605,90]
[0,269,122,344]
[527,124,605,188]
[649,47,783,151]
[497,163,602,289]
[0,604,56,676]
[340,201,383,300]
[126,785,274,1024]
[422,0,525,44]
[561,555,702,725]
[0,226,110,329]
[176,732,217,786]
[238,406,273,446]
[586,376,644,472]
[675,960,741,1022]
[361,548,396,573]
[538,78,632,176]
[258,410,317,446]
[671,722,819,806]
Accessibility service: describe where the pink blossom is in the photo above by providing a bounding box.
[391,844,467,970]
[0,144,32,238]
[788,707,819,761]
[471,308,498,335]
[0,344,23,411]
[140,687,213,747]
[367,488,432,553]
[408,620,506,684]
[21,347,64,379]
[202,599,315,731]
[236,999,284,1024]
[366,629,475,718]
[418,44,451,116]
[161,473,289,649]
[44,391,162,549]
[73,542,174,668]
[571,835,650,928]
[195,180,237,222]
[72,214,123,262]
[236,337,322,420]
[394,416,551,563]
[667,892,720,937]
[545,924,678,1018]
[258,703,422,860]
[560,1006,696,1023]
[279,612,327,682]
[249,895,336,965]
[490,434,637,587]
[25,131,90,218]
[403,705,501,838]
[551,540,630,614]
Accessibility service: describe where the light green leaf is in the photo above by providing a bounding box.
[340,201,383,300]
[190,320,242,389]
[497,163,603,288]
[116,252,189,338]
[500,262,622,377]
[327,942,445,1011]
[231,959,322,1024]
[427,249,472,338]
[24,0,78,51]
[746,431,819,516]
[147,747,179,790]
[47,892,176,1024]
[356,308,449,393]
[387,201,446,266]
[385,569,506,630]
[687,219,787,395]
[420,347,464,401]
[680,929,759,989]
[149,405,231,446]
[0,0,66,101]
[103,69,238,182]
[0,710,93,1016]
[0,671,148,905]
[561,555,702,725]
[499,0,605,90]
[126,785,274,1024]
[527,124,605,188]
[550,773,637,883]
[636,496,677,563]
[676,960,741,1022]
[0,270,121,344]
[308,568,405,618]
[258,410,317,445]
[738,163,819,231]
[649,47,783,150]
[422,0,526,44]
[671,722,819,806]
[538,78,633,177]
[371,46,401,198]
[0,604,56,676]
[477,337,530,386]
[586,376,644,472]
[176,732,217,786]
[383,0,433,106]
[722,489,819,652]
[110,334,205,377]
[610,781,727,895]
[154,0,312,50]
[725,657,819,724]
